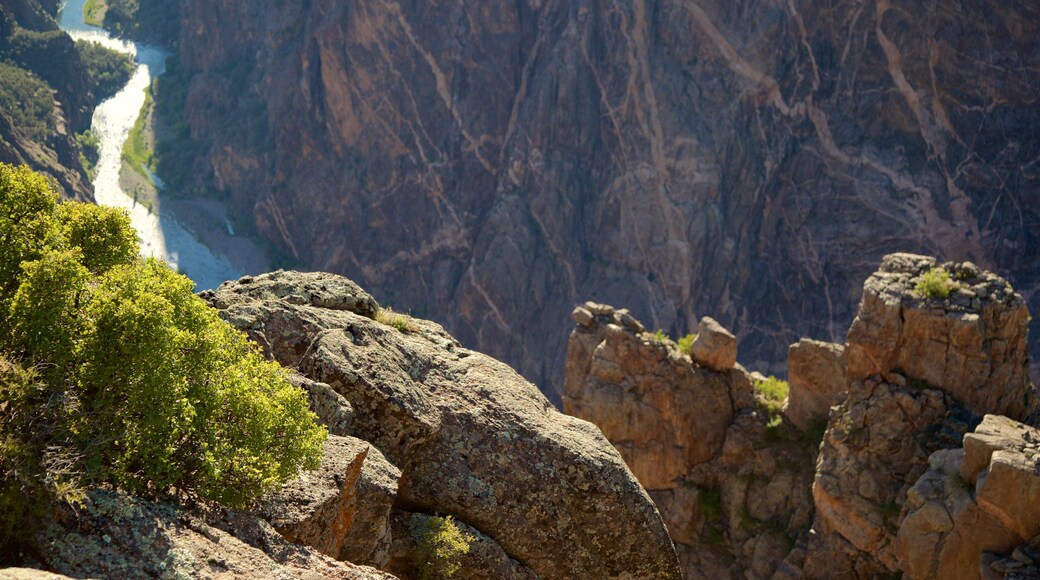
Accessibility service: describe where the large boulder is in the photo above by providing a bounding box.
[844,254,1036,421]
[207,272,681,579]
[689,316,738,372]
[784,339,846,431]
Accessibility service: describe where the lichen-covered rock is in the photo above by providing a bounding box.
[896,416,1040,580]
[209,272,681,579]
[291,373,354,436]
[689,317,738,372]
[784,339,846,431]
[30,490,395,579]
[844,254,1036,421]
[0,570,76,580]
[261,435,399,568]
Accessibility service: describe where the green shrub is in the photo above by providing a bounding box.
[753,376,789,435]
[0,164,327,548]
[653,328,668,342]
[411,514,472,579]
[677,333,697,354]
[915,267,958,299]
[76,130,101,174]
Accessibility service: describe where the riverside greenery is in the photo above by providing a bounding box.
[0,164,326,553]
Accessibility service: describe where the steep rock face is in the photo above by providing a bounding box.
[175,0,1040,398]
[783,339,845,431]
[205,271,682,579]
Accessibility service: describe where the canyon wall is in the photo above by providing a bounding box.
[175,0,1040,398]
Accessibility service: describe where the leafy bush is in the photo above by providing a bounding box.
[411,514,472,580]
[0,164,327,549]
[915,267,958,299]
[83,0,106,26]
[76,39,134,105]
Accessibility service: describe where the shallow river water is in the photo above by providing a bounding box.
[58,1,242,290]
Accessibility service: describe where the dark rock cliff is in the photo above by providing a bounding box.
[174,0,1040,399]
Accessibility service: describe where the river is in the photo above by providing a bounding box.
[58,0,243,290]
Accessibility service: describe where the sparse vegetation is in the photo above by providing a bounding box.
[651,329,697,354]
[377,307,417,333]
[83,0,107,27]
[914,267,958,299]
[410,514,472,579]
[698,488,722,521]
[677,333,697,354]
[754,375,789,437]
[0,164,327,553]
[122,85,155,180]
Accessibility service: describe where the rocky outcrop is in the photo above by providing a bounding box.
[807,378,974,574]
[896,415,1040,580]
[565,302,816,578]
[565,254,1040,579]
[206,271,681,578]
[784,339,846,431]
[845,254,1036,421]
[27,490,395,579]
[173,0,1040,400]
[689,316,738,372]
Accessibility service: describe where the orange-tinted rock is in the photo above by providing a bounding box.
[784,339,846,431]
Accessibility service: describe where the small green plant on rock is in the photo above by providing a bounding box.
[676,333,697,355]
[915,267,958,299]
[411,514,472,579]
[376,307,417,333]
[754,376,789,437]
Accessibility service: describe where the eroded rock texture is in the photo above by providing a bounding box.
[206,271,682,579]
[565,254,1040,579]
[175,0,1040,398]
[564,302,817,578]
